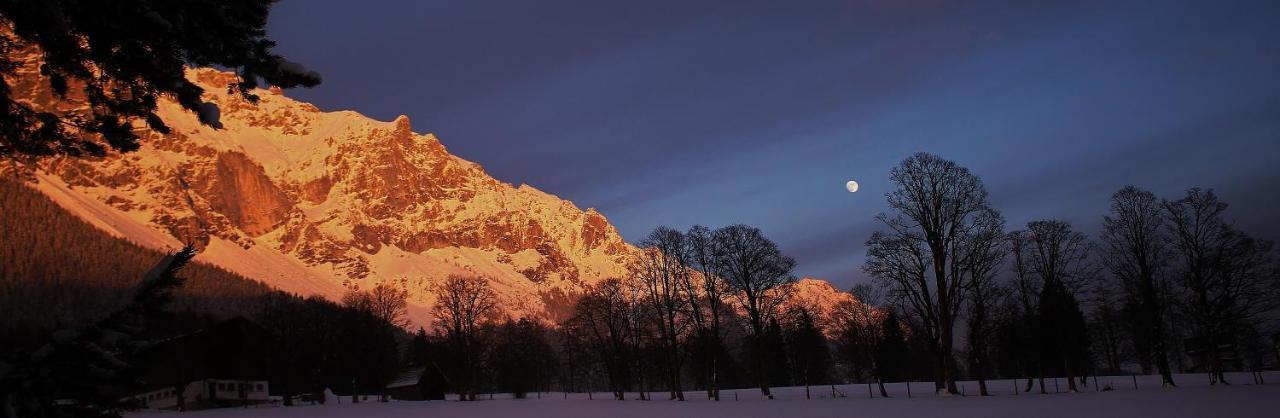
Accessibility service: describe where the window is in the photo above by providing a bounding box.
[256,383,264,391]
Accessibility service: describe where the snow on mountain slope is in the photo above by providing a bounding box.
[8,60,633,325]
[5,45,854,328]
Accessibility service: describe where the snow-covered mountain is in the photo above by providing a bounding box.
[7,49,853,327]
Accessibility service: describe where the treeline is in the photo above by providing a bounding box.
[861,153,1280,395]
[6,152,1279,407]
[410,226,891,401]
[399,153,1279,402]
[0,179,410,413]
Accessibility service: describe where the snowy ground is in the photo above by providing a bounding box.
[130,372,1280,418]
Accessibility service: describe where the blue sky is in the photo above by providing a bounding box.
[266,0,1280,289]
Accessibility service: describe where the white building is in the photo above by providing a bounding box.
[125,378,271,410]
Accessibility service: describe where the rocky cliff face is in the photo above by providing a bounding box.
[7,50,853,328]
[10,59,636,324]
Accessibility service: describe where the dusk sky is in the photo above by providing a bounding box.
[266,0,1280,290]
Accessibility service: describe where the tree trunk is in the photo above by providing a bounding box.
[1037,366,1047,394]
[1207,331,1225,385]
[933,350,946,394]
[941,322,959,394]
[1066,363,1079,392]
[1143,274,1176,388]
[751,310,773,399]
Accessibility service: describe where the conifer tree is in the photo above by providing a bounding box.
[1,0,320,157]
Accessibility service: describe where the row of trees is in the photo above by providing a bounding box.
[864,152,1280,395]
[10,155,1274,410]
[419,227,919,402]
[563,225,801,400]
[407,154,1277,401]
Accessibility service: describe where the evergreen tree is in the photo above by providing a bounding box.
[760,318,791,389]
[491,319,557,398]
[1037,279,1091,392]
[0,0,320,157]
[875,311,909,383]
[0,245,195,418]
[784,308,830,398]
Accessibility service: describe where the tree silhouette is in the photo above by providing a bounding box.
[1101,185,1176,387]
[632,227,689,400]
[679,225,730,400]
[0,245,194,417]
[432,275,497,401]
[1163,188,1280,384]
[567,278,635,400]
[864,152,998,395]
[715,224,796,399]
[0,1,319,157]
[1021,220,1095,393]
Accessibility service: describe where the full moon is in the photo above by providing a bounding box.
[845,180,860,193]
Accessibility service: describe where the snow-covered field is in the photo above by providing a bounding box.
[130,373,1279,418]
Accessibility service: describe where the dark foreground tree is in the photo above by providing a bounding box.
[567,279,634,400]
[962,211,1007,396]
[716,224,796,399]
[491,318,557,398]
[0,245,194,418]
[835,285,889,396]
[632,227,688,400]
[864,152,998,395]
[1101,186,1176,387]
[432,275,498,401]
[1163,188,1280,384]
[1023,220,1094,393]
[340,284,405,402]
[0,0,320,157]
[783,307,830,399]
[679,225,730,400]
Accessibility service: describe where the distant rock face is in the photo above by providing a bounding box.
[7,47,853,327]
[9,59,636,324]
[783,278,863,337]
[209,151,292,236]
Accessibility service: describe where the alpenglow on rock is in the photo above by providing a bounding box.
[10,62,633,325]
[7,51,856,328]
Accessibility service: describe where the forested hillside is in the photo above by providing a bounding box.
[0,179,275,352]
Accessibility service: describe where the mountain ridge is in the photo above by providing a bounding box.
[6,51,853,327]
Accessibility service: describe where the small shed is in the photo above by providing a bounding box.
[386,364,449,401]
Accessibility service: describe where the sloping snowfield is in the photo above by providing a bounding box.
[131,373,1280,418]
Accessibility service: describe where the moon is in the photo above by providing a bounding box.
[845,180,860,193]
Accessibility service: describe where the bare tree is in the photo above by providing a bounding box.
[342,287,371,312]
[863,152,995,395]
[622,279,655,400]
[632,227,689,400]
[679,225,729,400]
[961,209,1007,396]
[1006,230,1043,392]
[1022,220,1095,393]
[432,275,498,401]
[1163,188,1280,384]
[567,278,634,400]
[340,281,409,401]
[1101,185,1176,387]
[367,281,410,329]
[715,224,796,399]
[837,284,890,397]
